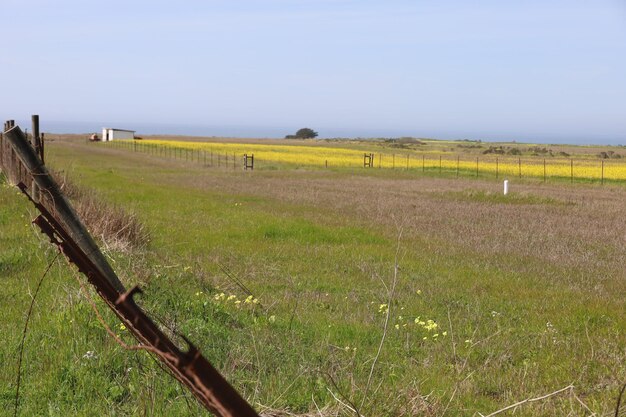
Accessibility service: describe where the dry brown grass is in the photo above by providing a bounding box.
[40,140,626,415]
[175,170,625,278]
[52,169,149,252]
[54,137,626,290]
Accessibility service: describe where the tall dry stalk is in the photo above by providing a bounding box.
[359,227,404,413]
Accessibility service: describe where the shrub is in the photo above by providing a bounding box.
[285,128,318,139]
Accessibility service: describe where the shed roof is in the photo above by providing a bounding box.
[103,128,136,133]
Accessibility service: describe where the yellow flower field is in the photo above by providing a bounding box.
[110,139,626,182]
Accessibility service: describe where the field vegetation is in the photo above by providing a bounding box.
[103,136,626,182]
[1,136,625,416]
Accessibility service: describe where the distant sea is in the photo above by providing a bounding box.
[10,119,624,146]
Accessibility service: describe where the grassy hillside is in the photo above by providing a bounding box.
[1,138,625,416]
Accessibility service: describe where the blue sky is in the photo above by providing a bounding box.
[1,0,625,143]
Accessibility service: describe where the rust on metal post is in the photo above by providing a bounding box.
[1,125,260,417]
[3,126,125,292]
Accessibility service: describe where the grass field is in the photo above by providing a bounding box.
[1,136,626,416]
[103,137,626,183]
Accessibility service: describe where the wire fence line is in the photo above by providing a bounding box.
[100,140,626,184]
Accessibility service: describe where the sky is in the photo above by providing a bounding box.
[1,0,625,144]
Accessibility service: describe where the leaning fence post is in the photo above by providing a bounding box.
[1,125,261,416]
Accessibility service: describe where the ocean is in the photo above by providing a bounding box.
[7,119,624,146]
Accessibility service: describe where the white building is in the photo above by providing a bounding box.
[102,128,135,141]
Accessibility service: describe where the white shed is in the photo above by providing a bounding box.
[102,128,135,141]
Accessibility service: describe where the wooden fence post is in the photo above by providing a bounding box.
[31,115,42,162]
[40,133,45,165]
[243,153,254,171]
[601,159,604,185]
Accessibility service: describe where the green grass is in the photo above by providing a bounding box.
[1,140,625,416]
[102,138,626,186]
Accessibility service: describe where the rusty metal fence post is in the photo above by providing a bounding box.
[0,123,260,417]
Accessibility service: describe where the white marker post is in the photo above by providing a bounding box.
[503,180,509,195]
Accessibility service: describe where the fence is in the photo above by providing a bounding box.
[2,121,259,417]
[101,140,626,184]
[105,139,246,170]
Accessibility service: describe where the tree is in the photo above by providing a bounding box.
[285,128,318,139]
